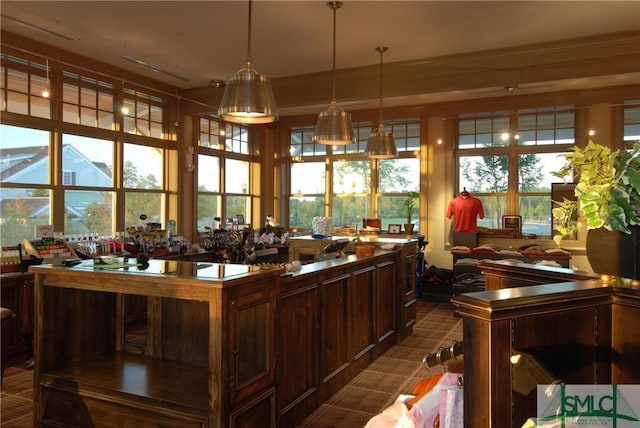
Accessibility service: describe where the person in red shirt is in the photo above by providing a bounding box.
[447,189,485,232]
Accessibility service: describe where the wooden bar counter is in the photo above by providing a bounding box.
[30,248,410,427]
[31,260,282,427]
[453,280,640,427]
[478,259,599,290]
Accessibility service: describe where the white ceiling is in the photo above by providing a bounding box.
[2,1,640,115]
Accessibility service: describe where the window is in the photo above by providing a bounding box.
[224,158,251,222]
[0,187,51,245]
[123,143,163,190]
[64,189,116,236]
[1,55,51,119]
[457,108,575,236]
[196,118,255,231]
[623,100,640,148]
[62,171,76,185]
[123,89,165,139]
[0,53,178,246]
[288,120,421,231]
[289,162,325,228]
[378,158,420,229]
[199,117,223,149]
[517,109,575,146]
[0,125,50,185]
[62,134,114,187]
[385,121,421,152]
[331,160,372,226]
[0,125,52,244]
[290,126,327,158]
[62,72,114,130]
[223,123,249,154]
[459,115,510,148]
[331,126,371,155]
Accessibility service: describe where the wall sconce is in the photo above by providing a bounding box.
[185,147,195,172]
[41,59,51,99]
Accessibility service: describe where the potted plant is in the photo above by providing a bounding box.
[551,140,640,279]
[404,191,419,233]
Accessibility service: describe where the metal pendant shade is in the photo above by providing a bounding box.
[313,1,354,145]
[218,0,278,124]
[366,46,397,158]
[366,127,397,158]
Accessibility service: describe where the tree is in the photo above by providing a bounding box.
[0,197,45,244]
[81,193,113,235]
[461,154,544,228]
[379,160,413,191]
[123,160,161,226]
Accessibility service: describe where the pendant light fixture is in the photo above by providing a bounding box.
[365,46,397,158]
[313,1,354,145]
[218,0,278,124]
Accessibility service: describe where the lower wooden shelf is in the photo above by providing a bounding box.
[39,353,209,427]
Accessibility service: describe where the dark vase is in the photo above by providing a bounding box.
[586,226,639,280]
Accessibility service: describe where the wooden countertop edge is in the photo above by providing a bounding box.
[451,280,639,321]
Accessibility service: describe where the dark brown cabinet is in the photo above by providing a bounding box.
[31,261,280,428]
[454,278,640,427]
[32,250,409,427]
[479,259,598,291]
[227,282,278,426]
[0,272,33,357]
[277,252,400,427]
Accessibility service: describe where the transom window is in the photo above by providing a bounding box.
[62,72,114,130]
[624,100,640,148]
[123,89,165,139]
[198,118,249,155]
[1,54,51,119]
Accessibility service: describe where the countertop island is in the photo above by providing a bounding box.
[31,245,416,427]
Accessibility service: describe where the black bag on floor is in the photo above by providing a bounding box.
[425,266,453,286]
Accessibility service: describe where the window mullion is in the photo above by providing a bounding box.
[508,115,520,214]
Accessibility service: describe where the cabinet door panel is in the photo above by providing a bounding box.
[229,285,276,404]
[351,266,376,366]
[319,273,350,398]
[376,261,396,348]
[278,284,318,410]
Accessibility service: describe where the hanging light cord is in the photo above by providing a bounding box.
[329,1,343,104]
[245,0,253,71]
[376,46,388,126]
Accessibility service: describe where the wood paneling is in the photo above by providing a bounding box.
[32,251,408,427]
[277,251,405,426]
[480,260,599,291]
[0,273,32,358]
[319,272,351,401]
[612,291,640,384]
[454,263,639,428]
[277,278,319,427]
[375,260,397,356]
[32,261,281,427]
